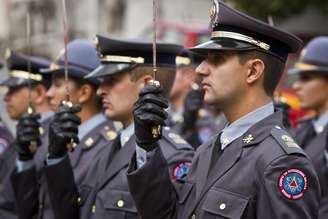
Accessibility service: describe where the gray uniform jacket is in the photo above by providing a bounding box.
[293,119,317,150]
[0,115,51,219]
[43,129,194,219]
[127,111,321,219]
[10,118,115,219]
[304,127,328,219]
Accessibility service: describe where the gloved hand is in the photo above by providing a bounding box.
[133,83,168,151]
[16,112,41,161]
[48,102,81,159]
[182,87,203,132]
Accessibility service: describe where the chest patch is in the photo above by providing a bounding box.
[278,168,307,200]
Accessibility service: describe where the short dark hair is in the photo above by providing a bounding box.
[52,74,102,110]
[129,65,176,98]
[237,50,285,97]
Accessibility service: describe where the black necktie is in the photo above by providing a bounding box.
[106,133,121,168]
[209,133,223,173]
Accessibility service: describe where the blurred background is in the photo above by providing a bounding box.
[0,0,328,133]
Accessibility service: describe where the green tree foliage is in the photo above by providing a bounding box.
[228,0,328,21]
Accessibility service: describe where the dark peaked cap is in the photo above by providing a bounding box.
[86,35,183,79]
[0,49,51,87]
[191,0,303,61]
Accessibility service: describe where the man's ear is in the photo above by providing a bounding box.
[143,74,154,85]
[78,84,93,104]
[32,84,48,105]
[246,59,265,84]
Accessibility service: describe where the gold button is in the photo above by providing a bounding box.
[77,197,81,204]
[219,203,226,210]
[117,200,124,208]
[191,214,196,219]
[91,205,96,213]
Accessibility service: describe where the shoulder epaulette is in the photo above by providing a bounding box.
[270,126,306,156]
[162,128,192,150]
[100,125,118,142]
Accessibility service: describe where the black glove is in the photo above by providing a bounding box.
[182,88,203,132]
[133,84,168,151]
[16,112,41,161]
[48,102,81,159]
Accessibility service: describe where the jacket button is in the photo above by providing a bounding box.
[92,205,96,213]
[191,214,196,219]
[117,200,125,208]
[219,203,226,210]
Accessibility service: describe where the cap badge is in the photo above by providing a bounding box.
[210,0,219,27]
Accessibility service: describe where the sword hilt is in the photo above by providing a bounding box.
[61,100,78,152]
[147,79,162,139]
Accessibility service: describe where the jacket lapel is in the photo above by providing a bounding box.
[195,141,213,199]
[199,138,243,200]
[97,135,136,191]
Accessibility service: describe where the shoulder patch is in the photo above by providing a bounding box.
[271,127,306,156]
[173,162,191,180]
[278,168,307,200]
[162,129,192,150]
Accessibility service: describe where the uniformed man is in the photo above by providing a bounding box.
[169,50,220,148]
[10,39,117,219]
[41,36,194,219]
[0,119,13,158]
[290,36,328,219]
[0,60,13,157]
[0,50,52,219]
[126,1,320,219]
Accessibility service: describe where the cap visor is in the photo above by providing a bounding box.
[0,77,27,87]
[85,63,134,79]
[190,39,256,55]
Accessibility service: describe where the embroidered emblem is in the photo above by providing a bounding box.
[85,137,94,147]
[243,134,254,144]
[106,131,117,141]
[173,162,191,180]
[278,168,307,200]
[221,138,230,147]
[281,135,299,148]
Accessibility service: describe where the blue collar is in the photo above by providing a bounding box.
[78,113,107,140]
[220,102,274,150]
[312,111,328,134]
[120,123,134,147]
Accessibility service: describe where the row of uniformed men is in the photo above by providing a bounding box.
[0,0,328,218]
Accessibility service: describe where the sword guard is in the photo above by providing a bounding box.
[66,138,77,152]
[27,106,34,114]
[29,140,38,154]
[148,79,160,88]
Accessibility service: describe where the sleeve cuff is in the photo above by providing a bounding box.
[46,154,66,166]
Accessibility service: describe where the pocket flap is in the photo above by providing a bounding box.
[202,189,249,218]
[103,190,137,213]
